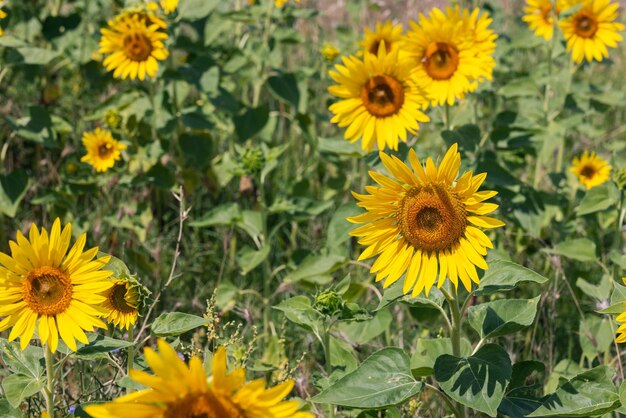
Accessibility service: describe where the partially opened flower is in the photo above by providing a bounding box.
[102,273,149,330]
[0,219,112,352]
[359,21,404,56]
[559,0,624,63]
[570,150,611,189]
[99,10,169,80]
[81,128,127,173]
[328,45,430,152]
[84,340,313,418]
[349,144,504,296]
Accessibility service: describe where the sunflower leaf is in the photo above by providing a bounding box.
[467,296,541,339]
[474,259,548,296]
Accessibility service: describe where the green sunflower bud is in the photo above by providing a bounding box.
[239,146,265,175]
[313,289,344,317]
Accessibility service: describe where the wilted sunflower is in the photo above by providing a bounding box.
[81,128,127,173]
[102,273,148,330]
[403,7,497,106]
[99,10,169,80]
[559,0,624,63]
[359,21,404,56]
[328,46,430,152]
[0,219,112,352]
[85,340,313,418]
[570,150,612,189]
[349,144,504,296]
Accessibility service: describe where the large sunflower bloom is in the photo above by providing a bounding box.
[328,46,430,152]
[81,128,127,173]
[85,340,313,418]
[359,21,404,56]
[403,7,497,106]
[0,219,113,352]
[570,150,612,189]
[559,0,624,63]
[349,144,504,296]
[99,11,169,80]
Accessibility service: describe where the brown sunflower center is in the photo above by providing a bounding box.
[123,32,153,61]
[163,391,244,418]
[360,75,405,117]
[580,164,597,179]
[23,266,72,315]
[398,183,467,252]
[109,284,135,313]
[423,42,459,81]
[540,4,554,23]
[98,144,113,158]
[369,38,392,55]
[574,12,598,38]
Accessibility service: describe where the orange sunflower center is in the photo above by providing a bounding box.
[360,75,405,117]
[123,31,153,61]
[23,266,73,315]
[398,183,467,252]
[98,144,113,158]
[540,4,554,23]
[163,391,244,418]
[369,38,393,55]
[423,42,459,81]
[580,164,597,179]
[573,12,598,38]
[109,283,135,313]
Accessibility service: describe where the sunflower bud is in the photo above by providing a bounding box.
[103,109,122,129]
[313,289,344,317]
[239,146,265,175]
[320,43,340,62]
[614,167,626,191]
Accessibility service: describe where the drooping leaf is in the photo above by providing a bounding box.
[474,260,548,296]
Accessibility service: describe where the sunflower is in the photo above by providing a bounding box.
[615,278,626,343]
[99,10,169,80]
[570,150,612,189]
[0,6,6,37]
[403,7,497,106]
[559,0,625,63]
[522,0,567,40]
[102,273,148,331]
[81,128,127,173]
[328,46,430,152]
[160,0,178,14]
[359,21,404,56]
[84,340,313,418]
[348,144,504,296]
[320,43,340,61]
[0,219,113,352]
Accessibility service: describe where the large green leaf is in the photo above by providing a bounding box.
[178,0,219,19]
[0,399,21,418]
[74,335,134,360]
[234,106,269,141]
[543,238,597,262]
[282,253,346,284]
[273,296,323,336]
[311,348,422,408]
[337,309,391,345]
[266,72,300,108]
[474,260,548,296]
[467,296,540,339]
[528,366,620,417]
[1,374,45,408]
[190,203,241,227]
[151,312,210,336]
[576,183,619,215]
[0,169,29,217]
[410,337,472,377]
[578,315,613,359]
[434,344,512,417]
[376,280,445,310]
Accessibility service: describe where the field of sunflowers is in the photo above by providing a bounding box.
[1,0,626,417]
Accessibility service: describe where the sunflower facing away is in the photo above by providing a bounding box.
[570,150,612,189]
[328,45,430,152]
[85,340,313,418]
[81,128,127,173]
[0,219,113,352]
[99,10,169,80]
[348,144,504,296]
[559,0,625,63]
[403,7,497,106]
[359,21,404,56]
[102,273,147,330]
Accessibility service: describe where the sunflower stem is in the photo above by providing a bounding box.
[441,287,466,418]
[322,324,336,418]
[444,103,452,131]
[127,327,135,393]
[44,346,55,418]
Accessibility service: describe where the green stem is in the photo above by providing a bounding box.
[44,346,55,418]
[127,328,135,393]
[444,103,452,131]
[323,324,335,418]
[441,287,465,418]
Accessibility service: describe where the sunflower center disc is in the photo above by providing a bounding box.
[110,284,135,313]
[369,38,392,55]
[423,42,460,80]
[98,144,113,158]
[580,164,596,179]
[574,13,598,38]
[360,75,405,117]
[540,4,553,23]
[23,266,72,315]
[163,391,244,418]
[123,32,153,61]
[398,184,467,252]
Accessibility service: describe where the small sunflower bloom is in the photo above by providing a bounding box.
[349,144,504,297]
[570,150,612,189]
[160,0,178,14]
[84,340,313,418]
[522,0,570,40]
[328,45,430,152]
[0,219,113,352]
[320,43,340,61]
[275,0,300,8]
[403,7,497,106]
[102,273,148,331]
[359,21,404,56]
[0,6,6,37]
[81,128,127,173]
[559,0,624,63]
[615,278,626,343]
[99,10,169,80]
